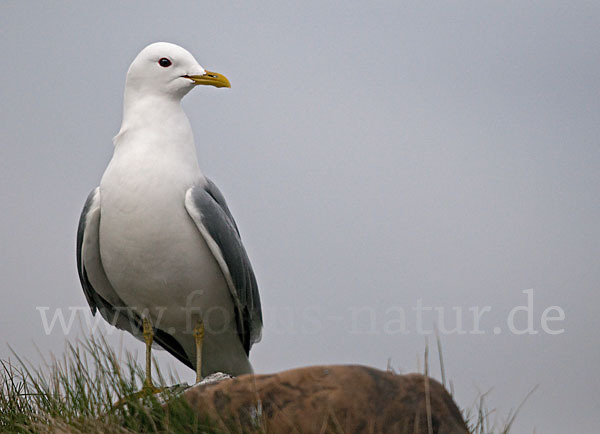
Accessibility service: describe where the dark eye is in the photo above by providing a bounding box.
[158,58,172,67]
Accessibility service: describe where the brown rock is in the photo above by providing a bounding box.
[179,365,468,433]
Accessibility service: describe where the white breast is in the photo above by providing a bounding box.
[98,140,234,334]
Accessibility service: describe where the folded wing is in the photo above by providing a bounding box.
[184,178,263,354]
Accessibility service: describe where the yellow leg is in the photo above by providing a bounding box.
[111,317,161,408]
[142,317,154,389]
[193,319,205,383]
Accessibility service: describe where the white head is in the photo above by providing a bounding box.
[125,42,230,100]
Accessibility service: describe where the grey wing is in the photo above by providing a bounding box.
[185,178,263,354]
[77,187,129,322]
[77,188,194,369]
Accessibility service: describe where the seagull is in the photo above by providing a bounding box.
[76,42,262,385]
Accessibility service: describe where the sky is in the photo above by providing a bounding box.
[1,1,599,432]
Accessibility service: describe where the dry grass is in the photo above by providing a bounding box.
[416,332,537,434]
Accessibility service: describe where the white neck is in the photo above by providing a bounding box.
[113,89,200,170]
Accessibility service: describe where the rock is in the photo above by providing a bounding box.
[194,371,233,386]
[177,365,468,433]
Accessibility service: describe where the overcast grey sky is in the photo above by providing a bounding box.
[1,1,599,432]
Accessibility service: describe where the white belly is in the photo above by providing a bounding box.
[98,152,235,338]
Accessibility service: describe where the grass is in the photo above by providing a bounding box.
[1,333,535,433]
[421,332,537,434]
[0,334,219,433]
[462,386,538,434]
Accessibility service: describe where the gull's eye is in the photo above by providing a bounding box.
[158,58,172,67]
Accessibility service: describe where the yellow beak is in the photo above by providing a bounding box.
[184,71,231,88]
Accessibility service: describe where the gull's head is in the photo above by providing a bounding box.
[125,42,230,100]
